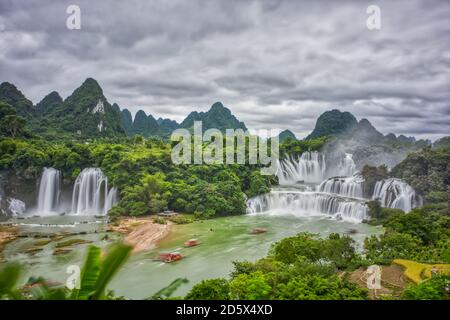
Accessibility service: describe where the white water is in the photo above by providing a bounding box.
[318,174,364,199]
[334,153,357,177]
[247,190,367,223]
[37,167,61,214]
[372,178,422,213]
[71,168,118,215]
[277,152,326,185]
[8,198,26,216]
[250,152,368,223]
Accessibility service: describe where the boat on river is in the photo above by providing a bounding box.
[155,252,184,263]
[184,239,200,247]
[250,228,267,235]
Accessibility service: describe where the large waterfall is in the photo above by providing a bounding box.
[277,152,326,185]
[372,178,422,213]
[317,174,364,199]
[37,167,61,214]
[248,151,423,222]
[71,168,118,215]
[246,190,368,223]
[250,152,368,223]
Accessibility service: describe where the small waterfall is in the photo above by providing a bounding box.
[372,178,422,212]
[105,187,119,215]
[37,167,61,214]
[335,153,356,177]
[246,190,368,223]
[8,198,26,216]
[317,174,364,199]
[71,168,118,215]
[277,152,326,185]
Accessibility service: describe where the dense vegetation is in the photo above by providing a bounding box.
[0,133,280,218]
[184,203,450,300]
[305,109,357,140]
[185,233,368,300]
[391,147,449,206]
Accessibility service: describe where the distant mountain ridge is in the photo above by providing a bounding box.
[0,79,247,139]
[0,78,433,151]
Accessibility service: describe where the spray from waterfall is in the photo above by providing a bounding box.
[71,168,118,215]
[372,178,422,212]
[37,167,61,214]
[317,174,364,199]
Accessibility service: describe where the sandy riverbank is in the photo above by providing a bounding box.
[0,226,18,262]
[109,217,172,253]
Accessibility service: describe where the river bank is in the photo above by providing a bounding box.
[109,216,173,253]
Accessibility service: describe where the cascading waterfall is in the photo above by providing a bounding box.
[317,173,364,199]
[246,190,367,223]
[372,178,422,213]
[37,167,61,214]
[277,152,326,185]
[71,168,118,215]
[335,153,356,177]
[250,152,368,223]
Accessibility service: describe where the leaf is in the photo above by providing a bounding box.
[0,263,23,299]
[151,278,189,299]
[91,243,132,300]
[70,245,101,300]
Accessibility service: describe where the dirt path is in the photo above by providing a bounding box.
[109,217,172,253]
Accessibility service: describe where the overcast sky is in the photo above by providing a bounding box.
[0,0,449,140]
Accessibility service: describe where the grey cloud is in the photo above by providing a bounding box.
[0,0,449,141]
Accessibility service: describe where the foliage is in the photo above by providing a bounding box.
[185,233,367,300]
[185,278,230,300]
[70,243,132,300]
[403,274,450,300]
[364,207,450,264]
[361,165,389,198]
[229,271,272,300]
[279,136,327,159]
[391,147,450,203]
[269,232,361,270]
[305,109,358,140]
[151,278,189,300]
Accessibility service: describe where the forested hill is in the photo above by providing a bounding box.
[0,79,125,139]
[0,79,249,140]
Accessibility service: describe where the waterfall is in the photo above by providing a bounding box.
[246,190,368,223]
[71,168,118,215]
[249,151,369,223]
[335,153,356,177]
[8,198,26,216]
[372,178,422,212]
[105,187,118,215]
[317,174,364,199]
[277,152,326,185]
[37,167,61,214]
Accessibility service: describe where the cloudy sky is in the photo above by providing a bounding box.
[0,0,449,140]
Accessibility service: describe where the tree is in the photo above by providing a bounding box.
[185,278,230,300]
[0,115,27,137]
[229,271,272,300]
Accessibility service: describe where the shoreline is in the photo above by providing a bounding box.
[109,217,173,253]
